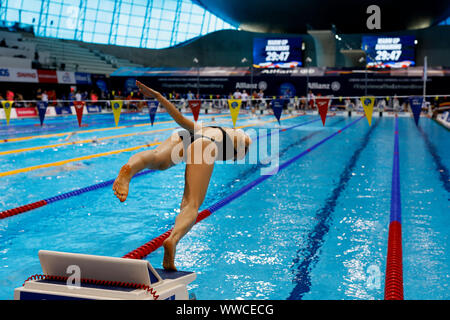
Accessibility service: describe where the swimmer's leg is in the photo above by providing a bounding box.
[163,139,216,270]
[113,132,182,202]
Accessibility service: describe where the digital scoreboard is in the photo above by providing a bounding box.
[253,37,303,68]
[362,36,416,68]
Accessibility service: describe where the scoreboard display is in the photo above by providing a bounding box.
[362,36,416,68]
[253,37,303,68]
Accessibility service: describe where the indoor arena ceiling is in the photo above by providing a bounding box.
[194,0,450,34]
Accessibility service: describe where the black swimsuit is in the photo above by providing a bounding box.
[178,126,237,161]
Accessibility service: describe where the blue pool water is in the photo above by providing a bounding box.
[0,112,448,300]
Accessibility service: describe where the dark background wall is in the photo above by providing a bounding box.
[75,26,450,68]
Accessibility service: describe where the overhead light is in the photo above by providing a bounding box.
[414,40,418,45]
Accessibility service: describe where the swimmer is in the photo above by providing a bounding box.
[35,163,85,176]
[64,132,77,141]
[113,80,252,271]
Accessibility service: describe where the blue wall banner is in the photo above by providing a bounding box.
[75,72,92,85]
[36,101,48,126]
[86,105,102,113]
[271,99,284,123]
[147,101,159,125]
[55,106,72,115]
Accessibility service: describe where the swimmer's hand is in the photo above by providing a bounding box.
[137,80,195,132]
[136,80,160,98]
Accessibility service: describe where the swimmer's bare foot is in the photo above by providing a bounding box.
[113,164,132,202]
[163,238,177,271]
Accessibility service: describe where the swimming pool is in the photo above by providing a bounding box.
[0,111,448,300]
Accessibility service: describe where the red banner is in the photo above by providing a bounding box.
[316,98,330,126]
[73,101,85,127]
[16,107,38,118]
[188,100,201,122]
[37,69,58,83]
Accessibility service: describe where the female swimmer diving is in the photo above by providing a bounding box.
[113,81,252,271]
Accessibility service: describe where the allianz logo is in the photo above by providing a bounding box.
[235,81,267,90]
[308,81,341,91]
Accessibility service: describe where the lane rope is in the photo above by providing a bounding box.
[122,116,365,259]
[384,116,404,300]
[0,115,258,156]
[0,113,230,144]
[0,115,308,219]
[0,115,301,178]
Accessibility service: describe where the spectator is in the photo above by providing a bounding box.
[300,96,306,110]
[307,90,315,109]
[187,90,194,100]
[41,90,49,102]
[393,95,401,111]
[257,89,264,99]
[90,90,98,103]
[241,90,249,107]
[0,39,7,47]
[15,93,25,108]
[47,90,57,105]
[233,89,241,99]
[6,90,14,101]
[36,88,43,101]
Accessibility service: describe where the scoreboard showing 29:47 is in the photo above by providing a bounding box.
[362,35,416,69]
[253,37,303,68]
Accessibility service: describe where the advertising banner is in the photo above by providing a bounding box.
[0,68,38,83]
[37,69,58,83]
[16,107,38,118]
[57,71,76,84]
[55,106,73,115]
[75,72,92,85]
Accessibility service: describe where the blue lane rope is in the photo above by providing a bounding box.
[1,117,321,218]
[207,116,365,214]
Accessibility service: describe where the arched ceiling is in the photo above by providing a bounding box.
[195,0,450,34]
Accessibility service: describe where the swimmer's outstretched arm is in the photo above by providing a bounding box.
[136,80,195,132]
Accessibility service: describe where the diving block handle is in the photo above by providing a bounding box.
[38,250,162,286]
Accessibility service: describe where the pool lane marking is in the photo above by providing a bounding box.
[287,117,380,300]
[417,127,450,193]
[0,114,230,144]
[202,117,345,205]
[0,115,259,156]
[123,116,366,260]
[384,116,404,300]
[0,115,301,178]
[0,114,313,219]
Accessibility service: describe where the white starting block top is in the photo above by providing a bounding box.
[14,250,196,300]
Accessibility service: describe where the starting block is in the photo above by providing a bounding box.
[14,250,196,300]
